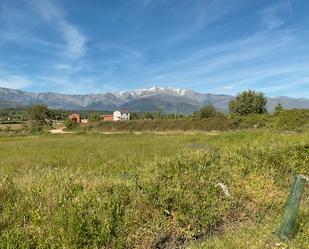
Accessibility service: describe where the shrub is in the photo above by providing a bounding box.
[78,118,235,132]
[231,114,272,129]
[65,119,78,129]
[198,105,219,119]
[274,103,283,113]
[274,109,309,131]
[89,113,102,122]
[144,112,154,120]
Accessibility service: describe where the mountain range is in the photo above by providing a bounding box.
[0,86,309,114]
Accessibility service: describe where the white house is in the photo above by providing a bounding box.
[113,110,130,121]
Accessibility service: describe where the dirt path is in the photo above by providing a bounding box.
[49,127,75,134]
[49,127,220,135]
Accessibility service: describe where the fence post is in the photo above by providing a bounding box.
[276,175,308,240]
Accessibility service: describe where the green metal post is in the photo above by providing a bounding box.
[277,175,308,240]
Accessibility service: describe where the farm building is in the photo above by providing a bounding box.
[68,113,81,123]
[101,114,114,121]
[113,110,130,121]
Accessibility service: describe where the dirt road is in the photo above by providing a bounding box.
[49,127,75,134]
[49,127,220,135]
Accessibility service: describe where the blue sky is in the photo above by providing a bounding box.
[0,0,309,97]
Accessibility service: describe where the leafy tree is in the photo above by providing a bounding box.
[229,90,267,116]
[198,105,218,119]
[144,112,154,120]
[50,109,69,120]
[89,113,102,122]
[26,104,52,131]
[130,112,139,120]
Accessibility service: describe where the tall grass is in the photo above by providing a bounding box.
[0,131,308,248]
[77,117,235,133]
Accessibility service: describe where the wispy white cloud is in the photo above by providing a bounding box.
[53,64,73,71]
[0,0,87,60]
[58,20,87,59]
[121,29,296,81]
[34,74,115,94]
[0,0,308,97]
[28,0,87,60]
[260,1,292,29]
[108,22,309,97]
[0,72,32,89]
[0,0,89,91]
[162,0,244,46]
[258,77,309,95]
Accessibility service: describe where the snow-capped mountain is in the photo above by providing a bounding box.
[0,86,308,113]
[115,87,192,100]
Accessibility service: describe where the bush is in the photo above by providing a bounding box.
[65,119,78,129]
[231,114,272,129]
[144,112,154,120]
[274,109,309,131]
[77,117,235,132]
[198,105,220,119]
[89,113,102,122]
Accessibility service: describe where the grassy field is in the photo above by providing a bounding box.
[0,130,308,248]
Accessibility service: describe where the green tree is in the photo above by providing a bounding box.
[144,112,154,120]
[130,112,139,120]
[89,113,102,122]
[50,109,68,120]
[229,90,267,116]
[198,105,218,119]
[26,104,52,131]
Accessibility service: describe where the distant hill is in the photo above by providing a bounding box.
[0,86,308,114]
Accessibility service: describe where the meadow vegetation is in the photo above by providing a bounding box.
[77,117,235,133]
[69,109,309,133]
[0,131,308,248]
[0,91,308,248]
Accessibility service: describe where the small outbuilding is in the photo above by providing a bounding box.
[69,113,81,123]
[101,114,114,121]
[113,110,130,121]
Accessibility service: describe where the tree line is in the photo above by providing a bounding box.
[1,90,285,132]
